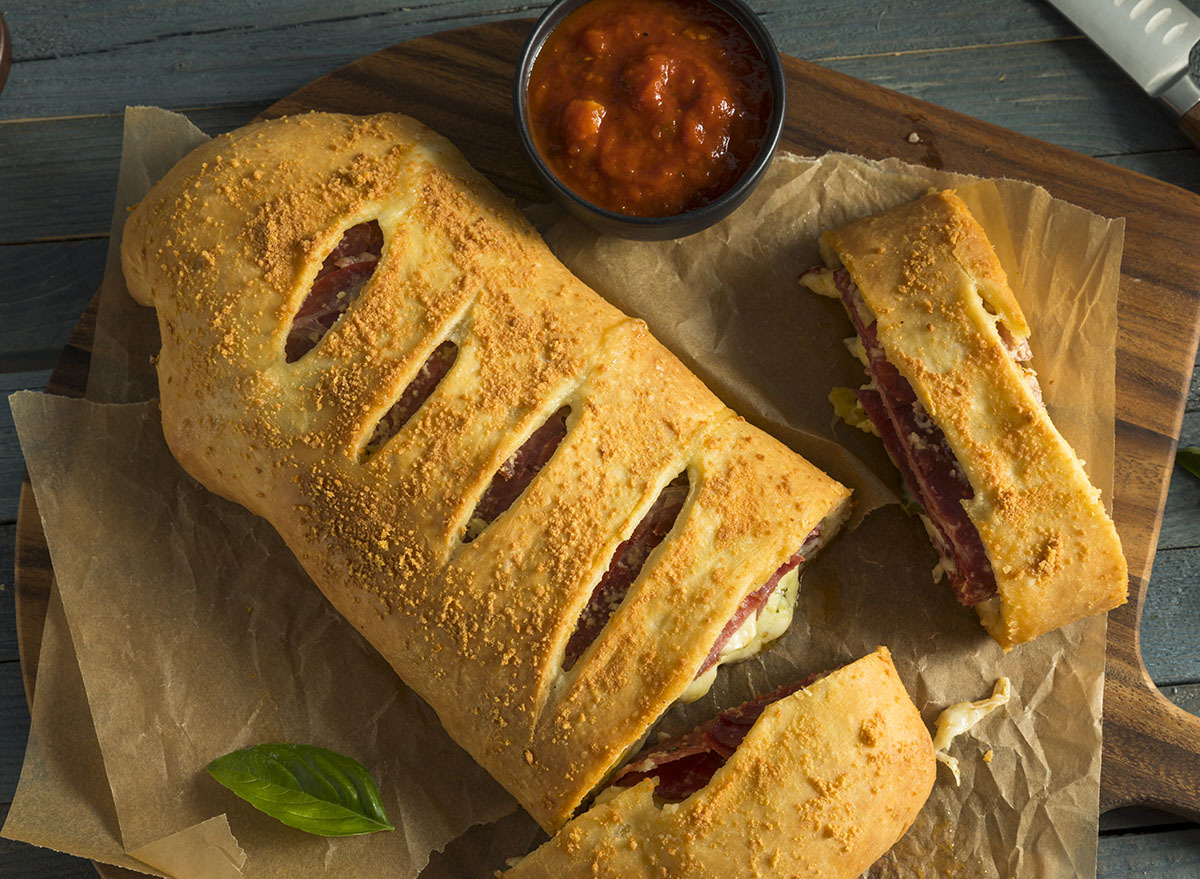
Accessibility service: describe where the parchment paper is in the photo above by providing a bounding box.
[2,584,161,875]
[6,107,519,879]
[526,151,1122,879]
[3,107,1123,878]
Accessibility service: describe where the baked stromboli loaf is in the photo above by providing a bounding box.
[504,648,935,878]
[802,190,1126,649]
[120,112,851,831]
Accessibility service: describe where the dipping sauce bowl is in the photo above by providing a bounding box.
[514,0,786,240]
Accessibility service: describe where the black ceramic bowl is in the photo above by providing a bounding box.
[513,0,786,241]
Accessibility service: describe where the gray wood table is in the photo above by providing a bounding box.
[2,1,1200,876]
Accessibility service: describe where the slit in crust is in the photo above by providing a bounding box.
[361,340,459,459]
[463,406,572,543]
[285,220,384,362]
[563,472,690,671]
[606,671,826,803]
[564,482,848,703]
[681,500,848,703]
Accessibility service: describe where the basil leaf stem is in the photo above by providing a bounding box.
[206,743,393,837]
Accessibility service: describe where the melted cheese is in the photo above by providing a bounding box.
[800,266,841,299]
[678,565,801,703]
[463,516,487,542]
[932,677,1011,784]
[829,386,878,437]
[591,785,623,807]
[844,334,870,368]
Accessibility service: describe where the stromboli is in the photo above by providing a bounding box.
[119,111,851,831]
[503,648,936,878]
[803,189,1127,649]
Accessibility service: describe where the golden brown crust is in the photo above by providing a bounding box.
[503,648,935,878]
[120,112,851,829]
[822,190,1127,648]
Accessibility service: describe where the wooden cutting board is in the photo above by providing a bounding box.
[15,19,1200,838]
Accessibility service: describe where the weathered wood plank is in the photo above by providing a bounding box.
[822,40,1192,158]
[7,0,538,62]
[0,242,106,369]
[1,524,15,663]
[0,371,53,523]
[1157,459,1200,554]
[760,0,1078,54]
[0,803,98,879]
[1157,409,1200,557]
[1186,366,1200,413]
[1097,826,1200,876]
[1105,151,1200,200]
[2,83,1196,248]
[0,4,532,121]
[5,0,1077,64]
[1139,546,1200,687]
[1101,805,1198,833]
[0,107,258,243]
[0,1,1192,161]
[0,662,30,803]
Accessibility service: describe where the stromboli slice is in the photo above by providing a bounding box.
[120,112,851,831]
[503,648,935,878]
[803,189,1126,649]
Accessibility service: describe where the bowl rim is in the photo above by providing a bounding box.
[512,0,787,230]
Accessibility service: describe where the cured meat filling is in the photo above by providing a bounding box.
[464,407,571,542]
[362,340,459,458]
[286,221,384,362]
[696,523,821,678]
[564,473,690,670]
[819,267,999,606]
[563,491,822,688]
[609,671,822,802]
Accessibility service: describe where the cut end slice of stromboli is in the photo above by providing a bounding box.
[119,111,853,834]
[502,648,935,879]
[801,189,1127,649]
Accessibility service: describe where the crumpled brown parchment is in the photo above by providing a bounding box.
[2,106,1122,879]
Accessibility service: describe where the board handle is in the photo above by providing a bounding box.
[1100,577,1200,819]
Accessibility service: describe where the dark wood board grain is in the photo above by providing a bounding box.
[12,23,1200,873]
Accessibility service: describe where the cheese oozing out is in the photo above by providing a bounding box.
[799,265,842,299]
[678,565,801,703]
[674,499,851,704]
[932,677,1011,785]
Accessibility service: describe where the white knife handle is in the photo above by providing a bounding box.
[1049,0,1200,104]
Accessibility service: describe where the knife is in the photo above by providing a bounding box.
[1047,0,1200,146]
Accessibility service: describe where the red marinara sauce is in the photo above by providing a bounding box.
[526,0,772,217]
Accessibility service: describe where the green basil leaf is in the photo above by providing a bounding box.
[1178,446,1200,481]
[206,743,393,837]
